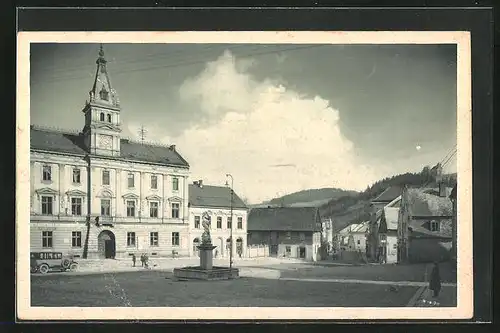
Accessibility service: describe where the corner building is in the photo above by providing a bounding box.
[30,46,191,259]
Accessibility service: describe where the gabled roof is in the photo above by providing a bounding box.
[349,221,370,233]
[405,188,453,217]
[248,207,321,231]
[188,184,247,210]
[379,207,399,232]
[30,127,189,168]
[372,185,402,203]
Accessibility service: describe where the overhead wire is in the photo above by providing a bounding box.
[31,44,327,85]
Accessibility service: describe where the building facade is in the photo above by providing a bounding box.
[188,181,248,258]
[398,185,453,263]
[247,207,322,261]
[30,46,191,259]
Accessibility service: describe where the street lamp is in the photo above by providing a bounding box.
[225,174,234,269]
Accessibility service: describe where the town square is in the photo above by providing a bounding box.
[25,39,461,311]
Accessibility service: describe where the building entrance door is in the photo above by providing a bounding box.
[98,230,116,259]
[299,246,306,259]
[270,245,278,257]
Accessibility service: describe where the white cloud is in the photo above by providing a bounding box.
[125,50,386,204]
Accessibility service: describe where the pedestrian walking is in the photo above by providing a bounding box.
[140,254,145,267]
[429,262,442,298]
[132,254,136,267]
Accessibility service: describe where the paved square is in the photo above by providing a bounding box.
[31,270,419,307]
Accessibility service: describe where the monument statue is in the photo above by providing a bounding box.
[201,211,212,245]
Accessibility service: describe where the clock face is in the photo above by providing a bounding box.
[99,135,113,149]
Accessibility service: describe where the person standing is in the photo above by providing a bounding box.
[429,262,442,298]
[132,254,136,267]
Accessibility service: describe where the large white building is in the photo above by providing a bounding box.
[188,180,248,259]
[30,46,191,259]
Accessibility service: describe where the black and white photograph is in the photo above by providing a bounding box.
[16,31,473,320]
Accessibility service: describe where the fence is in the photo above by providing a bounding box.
[246,244,269,258]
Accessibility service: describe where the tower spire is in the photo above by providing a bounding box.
[88,44,118,106]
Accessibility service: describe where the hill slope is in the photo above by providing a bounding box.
[256,188,358,208]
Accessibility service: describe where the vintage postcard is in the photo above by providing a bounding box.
[16,31,472,320]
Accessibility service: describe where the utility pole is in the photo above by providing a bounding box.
[226,174,234,269]
[138,125,147,144]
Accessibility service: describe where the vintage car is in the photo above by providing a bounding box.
[30,252,78,274]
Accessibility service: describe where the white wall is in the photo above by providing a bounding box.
[188,206,248,258]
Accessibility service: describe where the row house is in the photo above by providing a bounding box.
[188,180,248,258]
[247,207,322,261]
[398,184,454,263]
[30,46,191,259]
[366,185,402,260]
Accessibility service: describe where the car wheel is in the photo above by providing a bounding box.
[38,264,49,274]
[69,263,78,271]
[30,266,38,274]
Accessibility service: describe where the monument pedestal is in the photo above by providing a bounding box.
[173,242,239,281]
[199,244,216,270]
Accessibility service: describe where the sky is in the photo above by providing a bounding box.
[29,43,457,204]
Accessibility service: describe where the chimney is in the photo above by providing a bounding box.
[169,145,176,151]
[198,180,203,188]
[439,182,447,197]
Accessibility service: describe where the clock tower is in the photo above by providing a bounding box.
[82,44,122,156]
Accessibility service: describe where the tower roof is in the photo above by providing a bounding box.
[89,44,120,108]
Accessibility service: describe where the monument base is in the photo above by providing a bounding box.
[173,243,239,281]
[173,266,239,281]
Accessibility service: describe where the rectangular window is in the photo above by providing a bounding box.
[217,217,222,229]
[299,232,305,242]
[41,196,53,215]
[171,232,180,246]
[172,177,179,191]
[71,197,82,216]
[102,170,110,185]
[126,200,135,217]
[286,231,292,240]
[150,232,159,247]
[237,217,243,229]
[357,239,361,245]
[194,216,201,229]
[149,201,159,218]
[151,175,158,189]
[227,217,232,229]
[171,203,180,219]
[42,231,53,248]
[72,168,81,184]
[127,232,136,247]
[72,231,82,248]
[100,199,111,216]
[430,221,440,232]
[127,173,135,188]
[42,165,52,181]
[285,246,291,256]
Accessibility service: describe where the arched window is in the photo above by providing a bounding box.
[100,112,105,121]
[193,238,200,256]
[107,114,112,123]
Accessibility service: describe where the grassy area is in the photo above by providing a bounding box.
[31,270,418,307]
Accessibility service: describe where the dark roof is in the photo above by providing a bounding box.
[188,184,247,209]
[30,128,87,155]
[248,207,321,231]
[406,188,453,217]
[30,127,189,167]
[372,185,402,203]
